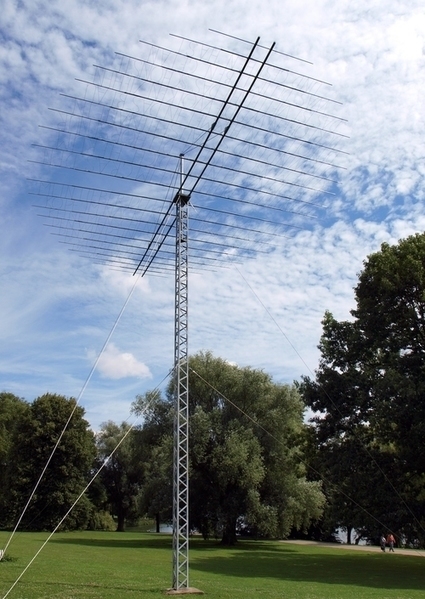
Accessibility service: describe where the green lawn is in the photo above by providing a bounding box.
[1,531,424,599]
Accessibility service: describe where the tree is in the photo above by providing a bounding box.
[301,233,425,545]
[353,234,425,474]
[96,421,142,532]
[133,351,325,544]
[8,393,96,531]
[0,392,30,528]
[131,390,175,531]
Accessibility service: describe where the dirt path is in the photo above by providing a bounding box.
[281,539,425,558]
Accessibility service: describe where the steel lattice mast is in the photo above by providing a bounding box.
[32,31,347,594]
[171,154,192,592]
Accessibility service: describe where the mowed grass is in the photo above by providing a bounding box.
[1,530,425,599]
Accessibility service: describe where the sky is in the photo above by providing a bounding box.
[1,0,425,430]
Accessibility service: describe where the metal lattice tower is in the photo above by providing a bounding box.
[32,31,347,594]
[171,156,191,591]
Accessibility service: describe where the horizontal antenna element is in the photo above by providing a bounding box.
[33,31,347,275]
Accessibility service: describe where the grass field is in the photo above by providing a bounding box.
[1,530,424,599]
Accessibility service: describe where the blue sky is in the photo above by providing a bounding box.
[1,0,425,429]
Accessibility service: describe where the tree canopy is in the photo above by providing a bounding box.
[133,351,325,544]
[0,392,30,528]
[5,393,96,531]
[301,233,425,545]
[2,353,323,540]
[96,421,142,532]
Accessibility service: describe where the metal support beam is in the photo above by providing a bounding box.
[172,154,190,590]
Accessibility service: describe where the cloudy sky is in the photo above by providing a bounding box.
[1,0,424,430]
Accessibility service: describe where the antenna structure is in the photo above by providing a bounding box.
[172,155,191,591]
[31,31,347,592]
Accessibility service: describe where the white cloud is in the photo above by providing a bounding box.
[1,0,425,427]
[89,343,152,380]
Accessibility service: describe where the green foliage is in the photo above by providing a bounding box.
[96,421,142,532]
[132,390,174,527]
[87,510,117,531]
[301,233,425,544]
[5,393,96,531]
[0,392,30,528]
[134,351,324,544]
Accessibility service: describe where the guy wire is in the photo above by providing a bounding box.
[235,266,425,545]
[1,372,171,598]
[1,271,143,558]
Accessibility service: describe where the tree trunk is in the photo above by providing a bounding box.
[156,513,160,533]
[221,519,237,545]
[116,511,125,532]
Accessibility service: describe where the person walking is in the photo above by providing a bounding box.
[380,535,386,552]
[387,533,395,552]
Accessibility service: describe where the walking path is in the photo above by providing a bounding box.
[281,539,425,557]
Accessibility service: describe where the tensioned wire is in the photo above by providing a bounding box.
[1,271,143,560]
[2,150,183,559]
[2,335,416,598]
[235,266,425,548]
[4,244,419,564]
[188,366,398,547]
[1,153,181,573]
[2,264,423,598]
[0,374,171,599]
[1,29,352,590]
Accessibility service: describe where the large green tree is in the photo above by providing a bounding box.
[133,351,325,544]
[96,421,142,532]
[0,392,30,528]
[7,393,96,531]
[132,390,173,532]
[301,233,425,545]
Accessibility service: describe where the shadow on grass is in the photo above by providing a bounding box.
[51,535,281,553]
[8,580,162,595]
[190,543,425,592]
[50,535,425,592]
[51,534,173,550]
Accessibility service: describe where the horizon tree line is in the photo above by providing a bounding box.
[2,232,425,547]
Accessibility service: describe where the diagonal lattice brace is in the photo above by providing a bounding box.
[172,178,190,590]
